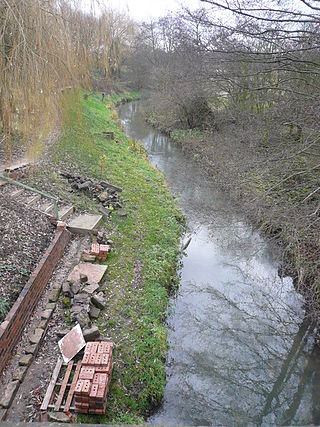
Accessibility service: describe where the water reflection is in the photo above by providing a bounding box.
[119,101,319,426]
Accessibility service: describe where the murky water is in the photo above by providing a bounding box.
[119,101,320,426]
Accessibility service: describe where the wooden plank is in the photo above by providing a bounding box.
[40,358,63,411]
[64,361,81,412]
[54,361,74,411]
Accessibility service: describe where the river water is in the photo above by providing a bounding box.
[119,101,320,426]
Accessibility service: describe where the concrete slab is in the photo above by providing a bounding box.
[68,263,108,284]
[58,205,74,221]
[58,324,86,363]
[67,214,103,234]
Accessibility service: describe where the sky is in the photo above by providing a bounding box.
[91,0,204,21]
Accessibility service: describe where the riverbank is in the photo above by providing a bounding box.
[144,102,320,321]
[23,91,184,423]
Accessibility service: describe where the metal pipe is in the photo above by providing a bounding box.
[0,174,59,220]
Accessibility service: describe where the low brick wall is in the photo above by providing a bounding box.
[0,229,71,375]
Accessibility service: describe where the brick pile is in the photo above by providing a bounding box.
[75,341,113,414]
[82,244,111,263]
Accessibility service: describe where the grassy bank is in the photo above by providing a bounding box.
[25,91,184,423]
[144,102,320,315]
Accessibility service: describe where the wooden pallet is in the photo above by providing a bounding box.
[40,358,82,414]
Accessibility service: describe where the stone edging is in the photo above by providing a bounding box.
[0,229,71,376]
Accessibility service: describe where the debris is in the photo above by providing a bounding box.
[29,328,44,345]
[48,412,71,423]
[58,324,86,363]
[89,306,100,320]
[81,251,96,263]
[83,326,100,341]
[0,380,20,408]
[83,283,99,295]
[40,309,53,320]
[62,283,71,296]
[19,354,33,367]
[13,366,28,382]
[48,287,60,303]
[68,263,108,285]
[71,282,80,295]
[76,310,91,329]
[25,344,37,355]
[91,293,106,310]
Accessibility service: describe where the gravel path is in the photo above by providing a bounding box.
[0,193,55,321]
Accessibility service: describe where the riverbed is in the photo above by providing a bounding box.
[119,101,320,426]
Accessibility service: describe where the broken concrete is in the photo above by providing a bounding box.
[83,283,99,295]
[89,306,101,320]
[68,262,108,285]
[29,328,44,345]
[83,325,100,341]
[0,381,20,408]
[13,366,28,383]
[48,411,71,423]
[19,354,33,367]
[91,293,106,310]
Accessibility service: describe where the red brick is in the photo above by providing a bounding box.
[82,380,91,395]
[75,380,84,394]
[90,244,100,256]
[79,367,95,380]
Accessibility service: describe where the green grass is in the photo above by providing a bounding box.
[53,91,184,423]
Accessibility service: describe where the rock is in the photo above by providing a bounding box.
[29,328,44,345]
[45,302,56,310]
[13,366,28,382]
[48,411,71,423]
[48,287,60,302]
[83,283,99,295]
[70,305,82,315]
[107,239,114,246]
[76,310,91,328]
[62,283,71,296]
[74,293,90,304]
[0,381,20,408]
[38,319,48,330]
[80,274,88,284]
[25,344,37,355]
[71,282,81,295]
[19,354,33,367]
[91,293,106,310]
[99,205,111,218]
[98,192,108,203]
[83,325,100,341]
[81,253,96,263]
[56,329,70,339]
[89,306,101,320]
[100,180,123,193]
[41,309,53,320]
[78,181,91,191]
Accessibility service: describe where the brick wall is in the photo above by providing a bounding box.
[0,229,71,375]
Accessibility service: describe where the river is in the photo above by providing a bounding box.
[119,101,320,426]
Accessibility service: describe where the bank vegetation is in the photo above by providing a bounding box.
[125,0,320,318]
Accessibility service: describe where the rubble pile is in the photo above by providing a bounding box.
[60,172,123,212]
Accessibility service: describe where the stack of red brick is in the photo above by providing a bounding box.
[75,341,113,414]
